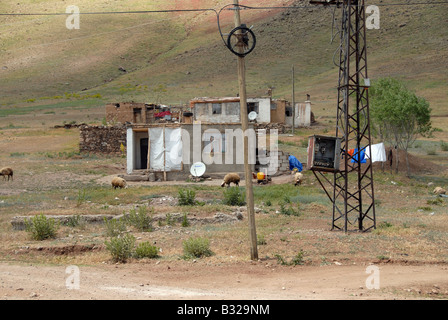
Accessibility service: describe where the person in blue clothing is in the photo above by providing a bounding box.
[289,155,303,172]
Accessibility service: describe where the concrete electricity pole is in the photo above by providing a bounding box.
[232,0,258,261]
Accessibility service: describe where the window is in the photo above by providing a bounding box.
[133,108,142,123]
[247,102,259,114]
[212,103,222,115]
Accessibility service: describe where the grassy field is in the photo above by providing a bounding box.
[0,115,447,268]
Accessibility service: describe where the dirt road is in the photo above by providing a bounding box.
[1,261,447,300]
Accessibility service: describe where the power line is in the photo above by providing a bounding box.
[1,2,448,16]
[0,8,217,16]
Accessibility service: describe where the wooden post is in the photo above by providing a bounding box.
[292,65,295,135]
[233,0,258,261]
[163,125,167,182]
[147,129,151,172]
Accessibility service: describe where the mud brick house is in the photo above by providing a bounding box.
[189,96,312,128]
[189,97,287,124]
[105,102,182,124]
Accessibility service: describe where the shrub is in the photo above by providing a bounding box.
[104,217,127,237]
[127,206,153,232]
[279,202,301,216]
[291,250,306,265]
[182,237,213,259]
[165,213,175,226]
[178,188,196,206]
[378,221,393,229]
[181,213,190,227]
[257,234,267,245]
[76,189,88,207]
[25,214,58,241]
[441,140,448,152]
[105,234,136,263]
[222,187,246,206]
[275,250,305,266]
[63,215,84,228]
[135,242,159,259]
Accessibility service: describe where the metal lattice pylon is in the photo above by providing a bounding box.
[312,0,376,232]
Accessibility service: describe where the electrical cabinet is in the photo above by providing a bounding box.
[307,135,341,172]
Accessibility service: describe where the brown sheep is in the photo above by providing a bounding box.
[0,167,13,181]
[221,173,240,187]
[111,177,127,189]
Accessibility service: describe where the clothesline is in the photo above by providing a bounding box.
[346,143,387,163]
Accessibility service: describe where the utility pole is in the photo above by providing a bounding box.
[292,65,295,135]
[233,0,258,260]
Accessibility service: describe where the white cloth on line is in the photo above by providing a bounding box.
[365,143,387,163]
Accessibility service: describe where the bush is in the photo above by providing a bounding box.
[105,234,136,263]
[25,214,58,241]
[178,188,196,206]
[63,215,84,228]
[441,140,448,152]
[127,206,153,232]
[275,250,305,266]
[257,234,267,245]
[104,217,127,237]
[279,202,301,216]
[222,187,246,206]
[182,237,213,259]
[181,213,190,227]
[135,242,159,259]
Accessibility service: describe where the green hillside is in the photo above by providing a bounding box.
[1,0,447,123]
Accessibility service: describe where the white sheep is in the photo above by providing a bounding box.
[0,167,13,181]
[221,173,241,187]
[294,172,303,186]
[111,177,127,189]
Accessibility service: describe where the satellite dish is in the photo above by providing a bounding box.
[190,162,206,177]
[248,111,258,121]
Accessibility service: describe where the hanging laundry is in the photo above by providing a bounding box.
[348,149,355,157]
[365,143,387,163]
[351,147,367,164]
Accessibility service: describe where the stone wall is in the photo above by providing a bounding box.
[257,149,291,176]
[79,125,127,154]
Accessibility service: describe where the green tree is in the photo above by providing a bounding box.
[370,78,432,176]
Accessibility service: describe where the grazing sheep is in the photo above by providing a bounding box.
[294,172,303,186]
[111,177,127,189]
[433,187,446,195]
[221,173,240,187]
[0,167,13,181]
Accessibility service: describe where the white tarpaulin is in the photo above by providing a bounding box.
[365,143,387,163]
[165,128,182,171]
[149,127,164,171]
[149,127,183,172]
